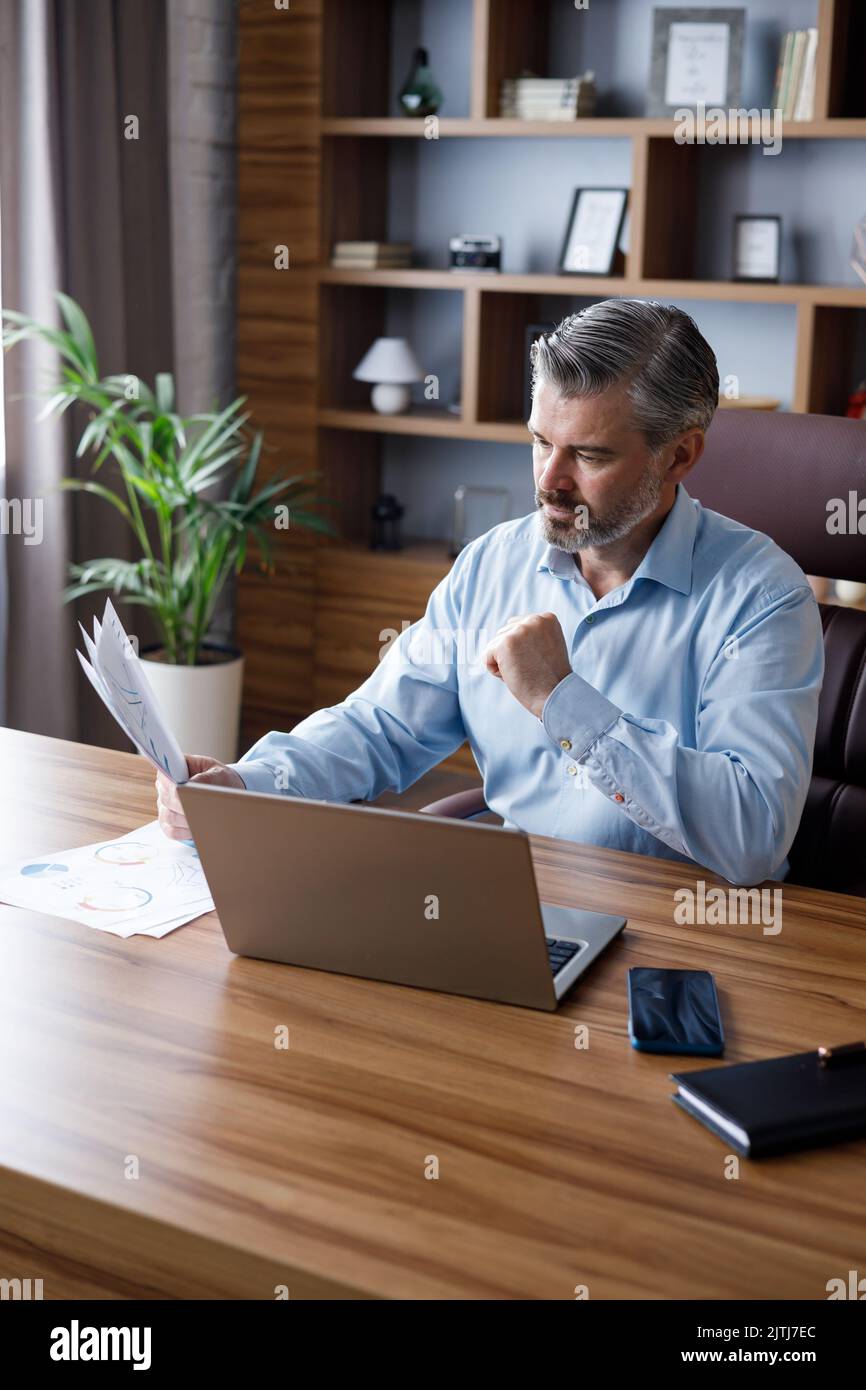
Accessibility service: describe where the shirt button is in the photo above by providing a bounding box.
[585,614,595,625]
[612,792,625,803]
[559,738,572,751]
[566,764,578,776]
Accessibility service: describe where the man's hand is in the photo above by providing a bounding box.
[483,612,572,719]
[156,754,245,841]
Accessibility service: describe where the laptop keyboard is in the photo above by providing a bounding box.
[546,936,582,975]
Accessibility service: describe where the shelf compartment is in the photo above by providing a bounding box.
[794,303,866,413]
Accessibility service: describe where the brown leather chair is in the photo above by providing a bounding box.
[421,410,866,896]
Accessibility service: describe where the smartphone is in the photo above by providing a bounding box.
[627,967,724,1056]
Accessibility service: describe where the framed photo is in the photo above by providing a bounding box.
[559,188,628,276]
[733,215,781,283]
[647,7,745,118]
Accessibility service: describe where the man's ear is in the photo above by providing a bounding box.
[666,428,705,484]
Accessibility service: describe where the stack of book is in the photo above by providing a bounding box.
[500,71,596,121]
[771,29,818,120]
[331,241,412,269]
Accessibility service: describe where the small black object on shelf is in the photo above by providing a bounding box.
[398,47,443,117]
[370,493,405,551]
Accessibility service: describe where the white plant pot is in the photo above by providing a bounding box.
[139,646,245,765]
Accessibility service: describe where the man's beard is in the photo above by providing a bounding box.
[535,461,667,553]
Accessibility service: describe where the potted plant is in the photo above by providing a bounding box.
[2,292,330,760]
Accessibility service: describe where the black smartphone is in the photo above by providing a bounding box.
[627,967,724,1057]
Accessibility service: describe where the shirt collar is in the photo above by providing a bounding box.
[536,483,698,596]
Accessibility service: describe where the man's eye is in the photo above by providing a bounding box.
[532,437,551,449]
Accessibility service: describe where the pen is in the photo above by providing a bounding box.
[817,1041,866,1070]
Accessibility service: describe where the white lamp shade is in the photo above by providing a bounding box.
[353,337,423,384]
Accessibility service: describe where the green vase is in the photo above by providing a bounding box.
[398,47,442,118]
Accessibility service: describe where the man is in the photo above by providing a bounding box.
[158,299,823,885]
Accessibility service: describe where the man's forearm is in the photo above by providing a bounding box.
[541,671,811,885]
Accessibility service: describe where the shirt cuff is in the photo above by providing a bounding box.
[226,758,285,795]
[541,670,621,759]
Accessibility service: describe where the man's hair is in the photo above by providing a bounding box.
[530,299,719,453]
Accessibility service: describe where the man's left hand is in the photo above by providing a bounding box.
[483,612,572,719]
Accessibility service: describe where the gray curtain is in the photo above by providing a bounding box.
[0,0,236,746]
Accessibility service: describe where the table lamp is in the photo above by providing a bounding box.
[353,337,422,414]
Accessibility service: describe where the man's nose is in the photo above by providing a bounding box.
[538,450,576,492]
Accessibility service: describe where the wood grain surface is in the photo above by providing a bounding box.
[1,728,864,1300]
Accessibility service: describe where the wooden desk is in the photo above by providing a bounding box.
[1,728,864,1300]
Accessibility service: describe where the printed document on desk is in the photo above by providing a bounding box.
[0,820,213,937]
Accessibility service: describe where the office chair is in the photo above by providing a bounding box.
[421,410,866,897]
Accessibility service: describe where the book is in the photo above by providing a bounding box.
[794,29,818,121]
[775,31,795,115]
[671,1047,866,1157]
[333,241,412,254]
[785,30,806,120]
[331,258,412,268]
[499,71,596,120]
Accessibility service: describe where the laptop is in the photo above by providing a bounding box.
[179,784,627,1011]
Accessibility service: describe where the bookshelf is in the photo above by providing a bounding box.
[236,0,866,746]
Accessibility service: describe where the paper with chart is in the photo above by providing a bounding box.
[0,820,213,938]
[76,598,189,784]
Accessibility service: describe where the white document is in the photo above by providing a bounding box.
[76,599,189,784]
[0,820,213,937]
[664,22,730,107]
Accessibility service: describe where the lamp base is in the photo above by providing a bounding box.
[371,382,411,415]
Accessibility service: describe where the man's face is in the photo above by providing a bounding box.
[529,380,671,552]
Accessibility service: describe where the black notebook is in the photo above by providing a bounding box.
[670,1049,866,1157]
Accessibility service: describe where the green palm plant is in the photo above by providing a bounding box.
[2,292,331,665]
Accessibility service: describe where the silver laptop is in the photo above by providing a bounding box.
[179,784,627,1012]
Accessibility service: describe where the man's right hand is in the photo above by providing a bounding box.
[156,754,245,841]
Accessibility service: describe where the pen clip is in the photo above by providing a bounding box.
[817,1041,866,1070]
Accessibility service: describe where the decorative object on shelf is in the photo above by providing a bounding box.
[771,29,818,121]
[732,214,781,282]
[559,188,628,275]
[450,485,510,557]
[846,381,866,419]
[647,7,745,118]
[850,217,866,287]
[448,234,502,273]
[397,46,442,117]
[500,71,596,121]
[331,241,412,269]
[353,337,423,415]
[370,493,405,552]
[524,323,555,419]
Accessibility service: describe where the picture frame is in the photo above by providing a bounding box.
[559,188,628,276]
[733,214,781,283]
[647,7,745,118]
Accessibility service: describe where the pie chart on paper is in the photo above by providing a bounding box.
[20,862,69,877]
[94,841,159,866]
[77,885,154,914]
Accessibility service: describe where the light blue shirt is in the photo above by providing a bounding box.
[231,485,824,885]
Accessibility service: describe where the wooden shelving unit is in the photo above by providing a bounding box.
[236,0,866,746]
